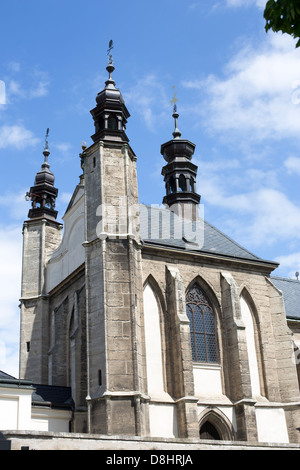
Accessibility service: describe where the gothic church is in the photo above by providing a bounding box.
[19,55,300,445]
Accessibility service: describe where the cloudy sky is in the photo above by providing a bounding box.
[0,0,300,377]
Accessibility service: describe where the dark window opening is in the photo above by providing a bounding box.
[179,174,187,191]
[190,178,195,192]
[200,421,221,440]
[107,115,118,130]
[26,341,30,352]
[169,176,176,194]
[97,116,104,132]
[98,369,102,386]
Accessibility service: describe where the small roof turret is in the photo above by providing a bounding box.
[26,129,58,221]
[90,40,130,143]
[161,105,200,221]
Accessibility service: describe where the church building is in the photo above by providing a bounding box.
[18,52,300,445]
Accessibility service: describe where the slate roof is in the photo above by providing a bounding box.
[139,205,274,264]
[270,276,300,320]
[0,370,16,380]
[32,384,73,409]
[0,371,73,409]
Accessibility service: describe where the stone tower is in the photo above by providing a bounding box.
[19,135,63,382]
[82,57,146,434]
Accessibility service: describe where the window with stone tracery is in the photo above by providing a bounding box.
[186,284,219,363]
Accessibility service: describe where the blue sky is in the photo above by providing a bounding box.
[0,0,300,377]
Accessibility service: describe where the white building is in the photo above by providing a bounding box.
[0,370,72,433]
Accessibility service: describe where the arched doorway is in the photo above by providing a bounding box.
[198,408,234,441]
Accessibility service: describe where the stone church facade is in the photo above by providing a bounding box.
[19,57,300,445]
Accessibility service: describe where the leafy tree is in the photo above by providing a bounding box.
[264,0,300,48]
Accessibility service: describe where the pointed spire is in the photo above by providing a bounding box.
[26,128,58,220]
[90,40,130,143]
[42,127,50,168]
[172,104,182,139]
[105,40,116,88]
[161,95,200,221]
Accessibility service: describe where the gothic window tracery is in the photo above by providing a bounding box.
[186,284,219,363]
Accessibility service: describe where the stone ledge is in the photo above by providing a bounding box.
[3,430,300,451]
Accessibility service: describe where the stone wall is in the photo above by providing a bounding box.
[140,245,300,443]
[3,430,300,451]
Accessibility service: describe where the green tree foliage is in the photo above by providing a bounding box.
[264,0,300,47]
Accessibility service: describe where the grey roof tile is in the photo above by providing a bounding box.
[0,370,16,380]
[139,205,267,262]
[32,383,73,408]
[270,277,300,320]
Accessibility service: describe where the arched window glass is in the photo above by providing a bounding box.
[186,284,219,363]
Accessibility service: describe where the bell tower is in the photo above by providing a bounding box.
[82,44,146,435]
[19,131,62,382]
[26,129,58,221]
[161,106,200,221]
[90,54,130,144]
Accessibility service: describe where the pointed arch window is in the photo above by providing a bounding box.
[186,284,219,363]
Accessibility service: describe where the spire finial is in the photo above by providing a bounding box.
[43,128,50,163]
[107,39,114,65]
[170,86,181,139]
[170,85,178,108]
[105,40,116,88]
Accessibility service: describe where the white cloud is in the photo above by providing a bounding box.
[274,252,300,279]
[0,225,22,377]
[29,80,49,98]
[185,34,300,144]
[4,66,49,103]
[54,142,72,154]
[0,189,29,220]
[124,74,169,132]
[284,156,300,176]
[6,78,49,101]
[7,61,21,73]
[225,0,266,8]
[0,80,5,105]
[196,156,300,248]
[59,192,73,204]
[0,125,39,149]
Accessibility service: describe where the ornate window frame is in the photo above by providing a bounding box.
[186,283,219,364]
